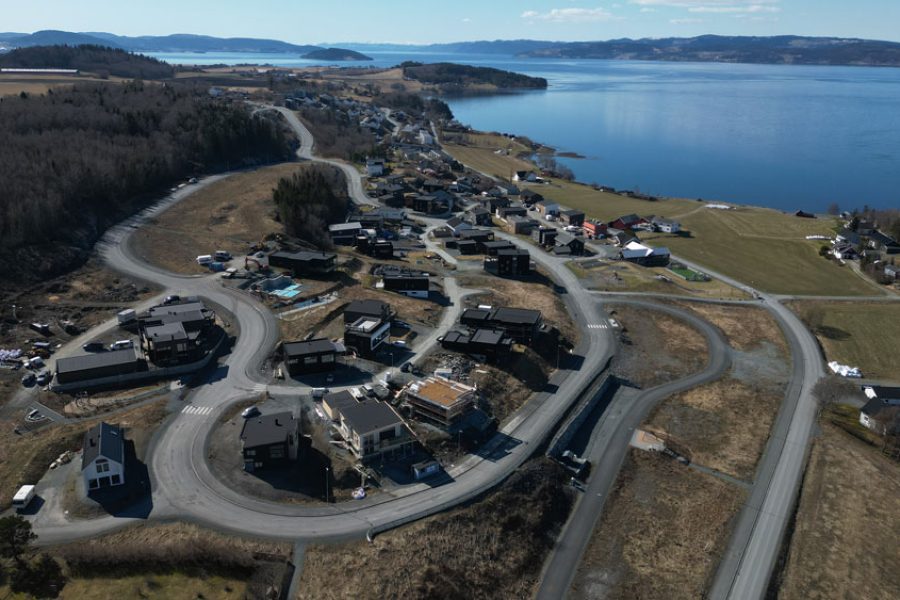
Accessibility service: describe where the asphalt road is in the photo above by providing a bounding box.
[31,106,616,546]
[535,299,733,600]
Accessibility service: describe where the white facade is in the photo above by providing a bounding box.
[83,455,125,490]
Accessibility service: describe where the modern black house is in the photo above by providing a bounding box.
[441,327,513,362]
[344,317,391,358]
[484,248,531,277]
[282,338,343,376]
[328,222,363,245]
[344,299,393,324]
[240,412,301,471]
[460,306,543,345]
[383,274,430,298]
[532,227,558,247]
[268,250,336,276]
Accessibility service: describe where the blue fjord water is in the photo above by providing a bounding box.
[151,51,900,212]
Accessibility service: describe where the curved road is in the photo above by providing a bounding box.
[32,107,616,545]
[536,299,734,599]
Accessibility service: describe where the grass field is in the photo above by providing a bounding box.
[571,450,745,600]
[572,259,750,299]
[130,162,304,274]
[647,377,783,480]
[787,300,900,379]
[445,138,872,296]
[779,420,900,600]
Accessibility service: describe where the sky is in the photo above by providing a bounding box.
[1,0,898,44]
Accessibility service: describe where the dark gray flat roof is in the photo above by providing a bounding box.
[148,301,206,317]
[241,412,296,448]
[472,329,506,346]
[345,299,390,316]
[144,322,187,342]
[324,390,358,416]
[492,307,542,325]
[340,400,404,435]
[271,250,336,262]
[283,338,339,357]
[57,348,138,374]
[82,422,124,469]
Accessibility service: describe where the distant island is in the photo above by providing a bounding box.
[400,61,547,91]
[303,48,372,62]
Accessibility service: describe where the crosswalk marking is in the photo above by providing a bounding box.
[252,383,268,393]
[587,322,609,329]
[181,405,213,416]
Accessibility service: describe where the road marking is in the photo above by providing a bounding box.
[252,383,268,393]
[181,405,213,415]
[586,323,609,329]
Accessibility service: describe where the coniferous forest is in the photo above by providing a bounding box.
[0,81,292,280]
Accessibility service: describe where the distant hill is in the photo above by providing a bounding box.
[82,32,322,54]
[0,31,366,56]
[303,48,372,62]
[0,45,174,79]
[341,35,900,67]
[0,30,123,49]
[400,62,547,90]
[519,35,900,67]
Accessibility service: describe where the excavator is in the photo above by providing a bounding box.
[244,256,269,272]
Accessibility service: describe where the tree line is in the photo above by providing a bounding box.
[272,165,351,249]
[0,80,292,281]
[0,45,175,79]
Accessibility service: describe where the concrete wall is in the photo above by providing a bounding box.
[52,332,226,393]
[546,374,615,458]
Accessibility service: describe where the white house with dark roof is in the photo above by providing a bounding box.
[82,422,125,490]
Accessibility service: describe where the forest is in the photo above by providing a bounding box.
[0,81,291,281]
[399,62,548,90]
[273,166,350,249]
[0,45,175,79]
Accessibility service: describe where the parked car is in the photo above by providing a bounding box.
[82,341,105,352]
[241,406,261,419]
[400,362,411,373]
[35,371,50,386]
[163,295,181,305]
[21,372,36,386]
[109,340,134,351]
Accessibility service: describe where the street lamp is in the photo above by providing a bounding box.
[324,466,330,503]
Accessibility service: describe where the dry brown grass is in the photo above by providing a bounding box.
[130,162,305,274]
[278,281,445,342]
[50,521,291,600]
[779,423,900,600]
[0,400,168,509]
[647,378,782,480]
[571,451,745,600]
[610,305,709,388]
[298,460,573,600]
[674,302,788,356]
